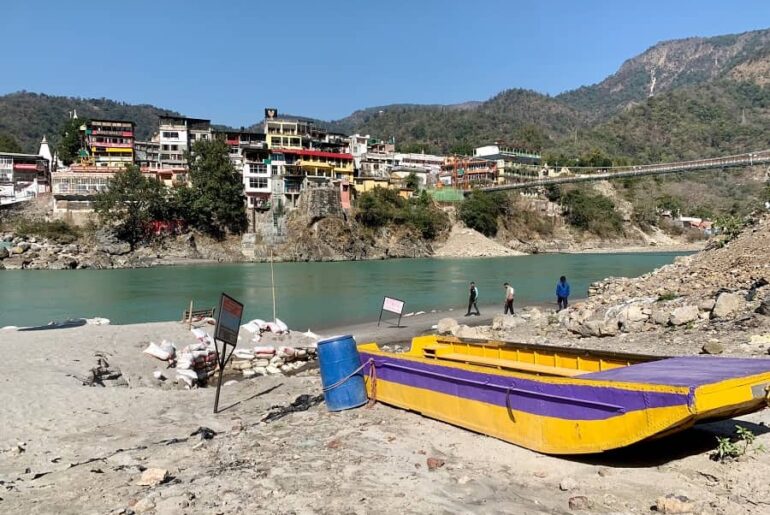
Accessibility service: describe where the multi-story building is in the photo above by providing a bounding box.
[241,146,272,212]
[394,152,445,175]
[83,119,135,168]
[157,116,211,169]
[0,151,50,204]
[474,144,542,177]
[440,156,498,188]
[267,148,354,209]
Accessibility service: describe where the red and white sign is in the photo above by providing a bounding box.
[382,297,405,315]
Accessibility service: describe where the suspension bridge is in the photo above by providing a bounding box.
[475,149,770,193]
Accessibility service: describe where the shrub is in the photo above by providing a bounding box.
[458,191,507,236]
[355,188,448,240]
[560,189,623,237]
[15,219,81,244]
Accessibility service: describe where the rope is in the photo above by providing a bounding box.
[366,360,378,408]
[322,359,373,393]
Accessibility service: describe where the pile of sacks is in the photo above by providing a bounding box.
[230,344,317,378]
[143,328,218,388]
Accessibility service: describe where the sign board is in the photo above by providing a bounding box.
[382,297,405,315]
[215,293,244,346]
[265,107,278,120]
[213,293,244,413]
[378,296,406,328]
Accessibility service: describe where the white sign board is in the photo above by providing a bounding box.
[378,296,406,327]
[382,297,405,315]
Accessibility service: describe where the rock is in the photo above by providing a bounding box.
[568,495,592,511]
[0,247,8,259]
[651,308,670,326]
[132,496,156,513]
[698,298,716,311]
[426,457,445,471]
[757,295,770,316]
[655,494,695,514]
[242,369,257,378]
[136,468,169,486]
[749,334,770,345]
[457,475,471,485]
[10,246,25,255]
[701,341,724,355]
[96,229,131,256]
[437,317,459,335]
[669,305,699,326]
[559,477,578,491]
[16,242,30,252]
[712,292,744,319]
[492,314,525,331]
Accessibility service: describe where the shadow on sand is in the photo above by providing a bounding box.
[568,419,770,468]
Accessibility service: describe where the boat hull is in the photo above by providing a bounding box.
[358,338,770,454]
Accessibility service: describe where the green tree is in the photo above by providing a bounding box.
[188,139,247,237]
[405,172,420,191]
[560,188,623,237]
[57,118,87,165]
[93,165,166,249]
[0,133,23,153]
[458,191,507,236]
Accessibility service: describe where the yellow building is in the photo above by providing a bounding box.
[264,119,304,149]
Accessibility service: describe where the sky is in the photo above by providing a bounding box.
[4,1,770,126]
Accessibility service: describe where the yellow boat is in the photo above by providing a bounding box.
[357,335,770,454]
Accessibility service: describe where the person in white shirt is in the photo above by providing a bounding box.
[503,282,515,314]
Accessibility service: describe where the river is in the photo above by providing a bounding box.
[0,252,687,329]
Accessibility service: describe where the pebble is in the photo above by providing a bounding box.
[559,477,578,491]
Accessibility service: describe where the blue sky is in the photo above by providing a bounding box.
[4,1,769,126]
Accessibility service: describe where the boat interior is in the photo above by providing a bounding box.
[399,335,666,378]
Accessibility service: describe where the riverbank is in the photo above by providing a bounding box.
[2,297,769,513]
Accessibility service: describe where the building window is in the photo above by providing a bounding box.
[249,177,268,189]
[162,131,179,138]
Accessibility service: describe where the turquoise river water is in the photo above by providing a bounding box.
[0,252,687,329]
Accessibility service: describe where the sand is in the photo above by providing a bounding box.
[2,309,770,514]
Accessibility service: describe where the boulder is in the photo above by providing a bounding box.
[651,308,670,326]
[568,496,592,511]
[452,325,487,339]
[711,292,744,319]
[0,247,8,259]
[136,468,169,486]
[698,298,716,312]
[16,242,30,252]
[701,341,724,355]
[669,305,699,326]
[492,314,525,331]
[437,317,459,335]
[10,246,25,255]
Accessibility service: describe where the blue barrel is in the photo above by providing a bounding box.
[317,335,368,411]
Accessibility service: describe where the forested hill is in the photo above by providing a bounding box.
[1,28,769,161]
[0,92,181,153]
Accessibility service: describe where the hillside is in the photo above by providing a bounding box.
[558,28,770,119]
[327,89,585,154]
[0,92,181,153]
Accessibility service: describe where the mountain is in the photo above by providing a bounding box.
[326,90,585,154]
[558,28,770,119]
[0,92,181,153]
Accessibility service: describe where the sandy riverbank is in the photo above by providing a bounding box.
[1,305,768,513]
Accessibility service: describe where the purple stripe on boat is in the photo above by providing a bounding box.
[360,353,690,421]
[581,356,770,387]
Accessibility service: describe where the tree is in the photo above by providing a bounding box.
[459,191,507,236]
[0,133,22,153]
[93,165,166,249]
[57,118,86,165]
[405,172,420,191]
[188,139,247,237]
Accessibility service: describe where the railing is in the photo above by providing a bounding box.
[477,149,770,193]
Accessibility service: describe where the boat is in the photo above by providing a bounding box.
[357,335,770,454]
[18,318,88,331]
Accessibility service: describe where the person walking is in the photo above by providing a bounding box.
[556,275,570,311]
[503,282,515,314]
[466,281,480,316]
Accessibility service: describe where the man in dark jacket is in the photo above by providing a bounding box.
[466,281,480,316]
[556,276,570,311]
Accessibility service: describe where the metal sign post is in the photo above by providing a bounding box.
[378,296,405,328]
[213,293,244,413]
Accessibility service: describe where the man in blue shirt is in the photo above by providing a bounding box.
[556,276,570,311]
